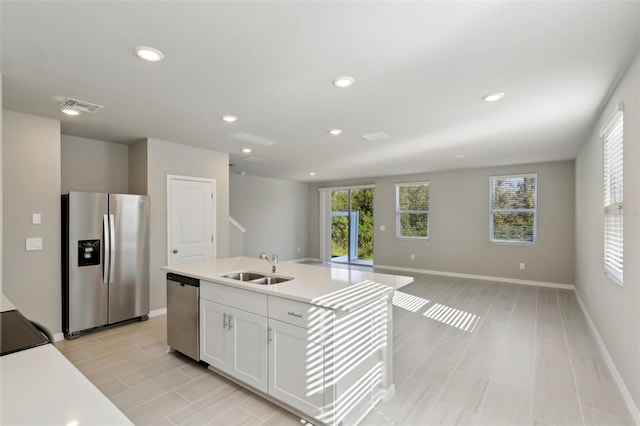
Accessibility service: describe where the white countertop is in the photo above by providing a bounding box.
[1,344,132,426]
[162,257,413,311]
[1,294,132,426]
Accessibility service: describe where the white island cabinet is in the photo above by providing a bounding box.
[200,281,268,392]
[163,257,413,426]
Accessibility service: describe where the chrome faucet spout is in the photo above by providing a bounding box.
[259,252,278,273]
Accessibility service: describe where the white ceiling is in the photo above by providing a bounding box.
[2,1,639,182]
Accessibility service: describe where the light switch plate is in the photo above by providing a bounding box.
[32,213,42,225]
[26,237,43,251]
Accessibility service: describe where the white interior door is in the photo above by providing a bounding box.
[168,175,215,264]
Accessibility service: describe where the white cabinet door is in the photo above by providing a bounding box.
[200,299,228,370]
[201,299,268,393]
[229,308,268,393]
[268,319,326,417]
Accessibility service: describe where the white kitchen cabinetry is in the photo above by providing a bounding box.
[198,277,394,426]
[268,318,328,418]
[200,283,268,393]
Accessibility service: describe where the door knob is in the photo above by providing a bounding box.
[172,249,179,254]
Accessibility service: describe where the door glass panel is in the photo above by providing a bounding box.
[331,188,374,266]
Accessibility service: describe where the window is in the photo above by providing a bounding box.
[489,174,537,243]
[603,109,624,285]
[395,182,429,239]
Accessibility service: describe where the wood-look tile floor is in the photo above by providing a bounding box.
[55,271,634,426]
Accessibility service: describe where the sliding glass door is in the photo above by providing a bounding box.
[330,188,374,266]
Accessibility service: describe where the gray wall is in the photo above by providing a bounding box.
[2,110,61,333]
[0,76,3,295]
[309,160,575,285]
[230,173,308,261]
[575,52,640,412]
[146,138,229,310]
[61,135,129,194]
[128,139,148,196]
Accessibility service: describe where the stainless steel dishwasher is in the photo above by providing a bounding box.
[166,273,200,361]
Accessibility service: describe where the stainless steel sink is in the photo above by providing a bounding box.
[222,272,266,281]
[249,276,292,285]
[222,271,292,285]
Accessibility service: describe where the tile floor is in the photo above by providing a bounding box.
[55,271,634,425]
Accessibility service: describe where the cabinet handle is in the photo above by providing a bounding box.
[287,312,303,318]
[228,315,234,330]
[267,327,272,343]
[223,313,228,329]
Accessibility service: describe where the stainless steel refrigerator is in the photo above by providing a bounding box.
[62,192,150,338]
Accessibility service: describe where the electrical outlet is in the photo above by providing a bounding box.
[297,247,301,253]
[380,225,385,231]
[519,262,525,270]
[26,237,43,251]
[410,254,415,260]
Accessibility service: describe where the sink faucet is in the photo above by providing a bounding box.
[259,252,278,273]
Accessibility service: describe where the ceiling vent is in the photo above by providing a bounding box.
[243,156,263,162]
[361,132,390,141]
[58,98,104,114]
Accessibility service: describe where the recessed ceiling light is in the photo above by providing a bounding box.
[332,76,355,88]
[455,154,466,158]
[242,148,252,153]
[240,171,246,175]
[329,129,343,136]
[135,46,164,62]
[60,108,81,116]
[222,115,238,123]
[482,92,505,102]
[309,172,316,176]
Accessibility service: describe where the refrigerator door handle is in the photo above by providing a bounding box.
[109,214,116,284]
[103,214,110,284]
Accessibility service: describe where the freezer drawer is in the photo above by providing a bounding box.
[167,273,200,361]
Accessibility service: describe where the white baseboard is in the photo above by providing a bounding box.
[149,308,167,318]
[287,257,322,263]
[374,264,575,290]
[574,290,640,424]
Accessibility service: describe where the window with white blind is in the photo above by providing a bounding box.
[395,182,429,239]
[603,109,624,286]
[489,174,537,244]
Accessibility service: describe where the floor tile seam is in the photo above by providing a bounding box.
[236,404,269,423]
[120,363,187,389]
[526,286,539,426]
[470,284,524,426]
[74,353,139,374]
[555,290,587,426]
[84,359,140,384]
[100,377,131,398]
[93,333,154,347]
[426,281,502,425]
[122,389,190,415]
[116,367,195,402]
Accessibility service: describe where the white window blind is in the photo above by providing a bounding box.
[603,110,624,285]
[395,182,429,239]
[489,174,537,243]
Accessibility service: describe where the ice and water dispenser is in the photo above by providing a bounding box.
[77,239,100,267]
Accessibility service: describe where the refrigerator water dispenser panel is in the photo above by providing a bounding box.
[78,240,100,267]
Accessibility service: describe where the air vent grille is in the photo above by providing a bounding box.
[362,132,390,141]
[59,98,104,113]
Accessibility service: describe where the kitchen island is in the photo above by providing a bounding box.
[162,257,412,426]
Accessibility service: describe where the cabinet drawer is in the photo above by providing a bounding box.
[201,281,267,316]
[268,296,333,331]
